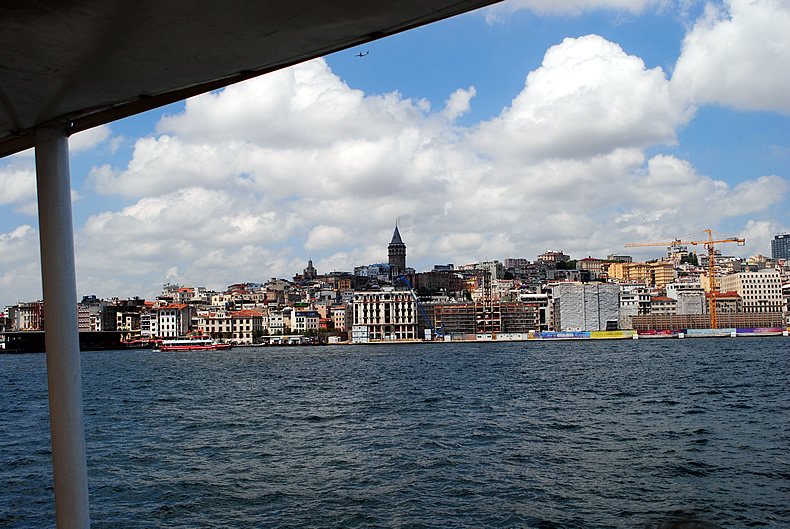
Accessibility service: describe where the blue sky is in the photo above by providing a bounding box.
[1,0,789,307]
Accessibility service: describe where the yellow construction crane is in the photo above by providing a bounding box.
[625,229,745,329]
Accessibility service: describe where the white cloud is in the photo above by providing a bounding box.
[0,225,42,307]
[70,125,112,152]
[740,219,787,256]
[67,46,786,298]
[672,0,790,112]
[441,87,477,122]
[472,35,692,164]
[305,225,351,250]
[0,161,36,207]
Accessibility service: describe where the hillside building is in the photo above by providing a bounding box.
[771,233,790,260]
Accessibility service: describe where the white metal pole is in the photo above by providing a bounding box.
[35,125,91,529]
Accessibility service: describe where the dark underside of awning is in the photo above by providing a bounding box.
[0,0,500,158]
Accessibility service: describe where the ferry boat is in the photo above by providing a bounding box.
[153,335,232,352]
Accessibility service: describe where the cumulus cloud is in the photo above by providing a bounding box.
[617,155,787,242]
[68,42,785,300]
[741,219,786,256]
[0,161,36,207]
[0,225,42,305]
[672,0,790,112]
[441,87,477,122]
[472,35,691,164]
[70,125,112,152]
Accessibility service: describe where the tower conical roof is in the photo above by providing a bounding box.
[390,224,404,245]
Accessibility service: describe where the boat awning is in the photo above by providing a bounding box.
[0,0,500,159]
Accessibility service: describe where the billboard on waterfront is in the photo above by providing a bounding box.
[589,330,634,339]
[736,327,785,335]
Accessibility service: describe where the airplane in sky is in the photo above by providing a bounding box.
[356,51,369,57]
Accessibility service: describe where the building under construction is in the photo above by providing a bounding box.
[632,312,784,330]
[552,283,620,332]
[425,301,539,335]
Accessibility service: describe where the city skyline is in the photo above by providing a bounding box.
[1,0,788,309]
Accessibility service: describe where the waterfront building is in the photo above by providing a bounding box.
[156,303,193,338]
[197,311,231,339]
[650,296,677,315]
[351,288,417,342]
[388,224,407,278]
[618,293,639,330]
[517,292,551,331]
[140,312,153,337]
[116,311,140,333]
[677,292,705,315]
[291,310,320,333]
[771,233,790,260]
[706,291,742,314]
[9,301,44,331]
[267,309,286,334]
[424,300,539,336]
[231,310,264,343]
[552,283,620,332]
[720,269,783,313]
[331,305,347,331]
[431,303,476,335]
[77,305,90,332]
[632,312,784,330]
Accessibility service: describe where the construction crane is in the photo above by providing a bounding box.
[396,276,444,340]
[625,229,745,329]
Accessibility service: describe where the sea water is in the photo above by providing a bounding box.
[1,338,788,528]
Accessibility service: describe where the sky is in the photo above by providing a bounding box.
[1,0,789,308]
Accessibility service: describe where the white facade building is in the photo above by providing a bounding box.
[720,269,783,314]
[156,304,193,337]
[351,289,417,342]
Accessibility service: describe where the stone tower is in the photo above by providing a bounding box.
[388,223,406,278]
[303,257,317,280]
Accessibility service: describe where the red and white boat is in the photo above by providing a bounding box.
[153,335,232,352]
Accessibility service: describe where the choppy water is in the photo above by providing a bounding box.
[1,338,788,528]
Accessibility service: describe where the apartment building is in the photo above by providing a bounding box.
[232,310,264,343]
[607,261,675,288]
[291,310,320,333]
[720,269,783,313]
[156,304,193,337]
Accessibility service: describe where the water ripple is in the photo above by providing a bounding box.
[1,338,788,528]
